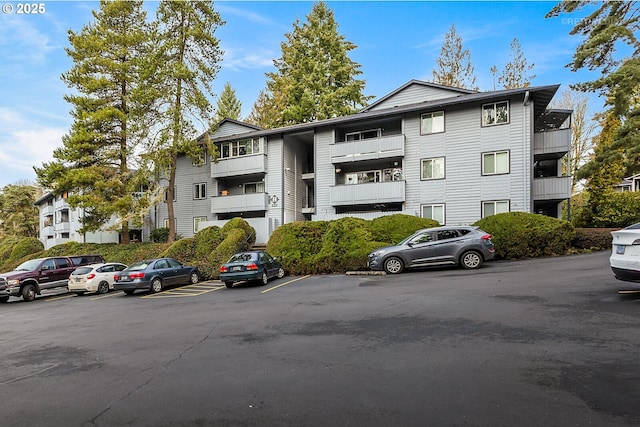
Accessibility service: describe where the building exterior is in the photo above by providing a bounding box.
[615,173,640,192]
[35,192,151,250]
[154,80,573,245]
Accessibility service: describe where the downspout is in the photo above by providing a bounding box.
[523,91,530,213]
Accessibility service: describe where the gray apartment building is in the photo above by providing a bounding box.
[154,80,572,245]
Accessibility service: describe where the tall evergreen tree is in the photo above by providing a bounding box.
[213,82,242,124]
[547,1,640,175]
[151,0,224,242]
[246,89,279,129]
[432,24,477,90]
[257,1,371,128]
[35,0,152,243]
[498,38,536,89]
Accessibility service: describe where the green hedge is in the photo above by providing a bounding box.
[573,228,616,251]
[473,212,575,259]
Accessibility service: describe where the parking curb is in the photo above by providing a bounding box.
[345,270,386,276]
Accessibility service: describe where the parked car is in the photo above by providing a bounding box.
[220,251,285,288]
[610,223,640,282]
[368,226,495,274]
[113,258,200,295]
[68,262,128,295]
[0,254,106,303]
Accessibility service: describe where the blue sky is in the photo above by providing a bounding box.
[0,0,603,188]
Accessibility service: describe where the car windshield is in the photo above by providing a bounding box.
[127,261,150,271]
[14,259,43,272]
[228,253,257,263]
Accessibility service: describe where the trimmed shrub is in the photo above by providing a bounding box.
[9,237,44,261]
[370,214,439,244]
[473,212,575,259]
[150,228,169,243]
[161,238,197,263]
[267,221,329,274]
[573,228,616,251]
[313,217,380,273]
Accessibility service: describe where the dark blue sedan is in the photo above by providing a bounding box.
[114,258,200,295]
[219,251,285,288]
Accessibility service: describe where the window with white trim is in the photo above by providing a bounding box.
[193,183,207,200]
[345,128,381,141]
[482,151,509,175]
[421,204,445,225]
[163,218,177,228]
[193,216,208,233]
[219,138,262,159]
[482,200,510,217]
[421,157,445,180]
[243,181,265,194]
[192,149,208,166]
[421,111,445,134]
[482,101,509,126]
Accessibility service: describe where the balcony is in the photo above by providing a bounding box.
[330,181,405,206]
[211,154,267,178]
[534,129,571,157]
[533,176,571,200]
[55,221,71,233]
[330,134,405,164]
[211,192,269,214]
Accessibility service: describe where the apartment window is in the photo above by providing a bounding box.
[244,181,265,194]
[193,183,207,200]
[56,209,69,224]
[219,138,261,159]
[421,111,445,134]
[421,204,445,225]
[421,157,445,180]
[193,216,208,233]
[482,200,510,217]
[163,218,177,229]
[164,186,177,202]
[482,101,509,126]
[192,149,208,166]
[345,170,381,185]
[345,128,381,141]
[482,151,509,175]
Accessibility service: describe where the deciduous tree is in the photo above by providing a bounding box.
[432,24,477,90]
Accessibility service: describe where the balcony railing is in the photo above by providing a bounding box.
[211,192,269,214]
[330,134,405,164]
[534,128,571,156]
[533,176,571,200]
[330,180,405,206]
[211,154,267,178]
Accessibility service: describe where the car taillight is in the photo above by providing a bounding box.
[129,272,145,279]
[220,266,228,273]
[87,273,96,280]
[114,275,120,281]
[481,234,492,240]
[246,263,258,271]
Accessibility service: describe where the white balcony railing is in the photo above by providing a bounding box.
[330,180,405,206]
[211,192,269,214]
[211,154,267,178]
[533,176,571,200]
[330,134,405,164]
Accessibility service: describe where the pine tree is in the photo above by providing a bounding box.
[257,1,371,127]
[151,0,224,242]
[246,89,278,129]
[498,38,536,89]
[213,82,242,124]
[432,24,477,90]
[34,0,152,243]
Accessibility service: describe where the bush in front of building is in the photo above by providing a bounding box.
[150,227,170,243]
[267,214,440,274]
[473,212,575,260]
[572,228,616,251]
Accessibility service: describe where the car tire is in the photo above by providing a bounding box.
[277,267,285,279]
[460,251,483,269]
[22,284,36,302]
[124,290,135,296]
[383,257,404,274]
[150,278,163,293]
[225,281,233,288]
[189,271,199,284]
[97,281,109,294]
[260,271,268,286]
[0,296,9,303]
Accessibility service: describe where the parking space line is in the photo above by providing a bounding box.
[141,285,225,299]
[45,294,77,302]
[261,275,311,294]
[90,292,122,300]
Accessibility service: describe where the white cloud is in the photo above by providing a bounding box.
[222,47,276,71]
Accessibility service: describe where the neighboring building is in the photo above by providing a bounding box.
[155,80,573,244]
[614,173,640,192]
[35,192,151,250]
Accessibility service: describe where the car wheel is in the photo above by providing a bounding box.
[277,267,285,279]
[189,271,199,284]
[225,281,233,288]
[260,271,268,286]
[383,257,404,274]
[22,284,36,302]
[0,296,9,303]
[97,281,109,294]
[124,290,135,296]
[150,278,163,293]
[460,251,483,269]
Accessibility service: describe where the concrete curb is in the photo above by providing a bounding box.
[345,270,387,276]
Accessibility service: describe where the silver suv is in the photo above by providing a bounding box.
[368,226,495,274]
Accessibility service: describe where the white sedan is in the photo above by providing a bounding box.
[68,262,127,295]
[610,224,640,282]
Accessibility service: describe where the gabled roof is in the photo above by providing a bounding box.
[359,79,477,113]
[216,118,263,132]
[204,84,561,144]
[34,192,54,206]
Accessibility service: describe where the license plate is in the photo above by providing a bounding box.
[616,245,626,255]
[74,277,81,282]
[231,266,242,272]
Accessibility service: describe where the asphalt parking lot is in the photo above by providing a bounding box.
[1,250,640,427]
